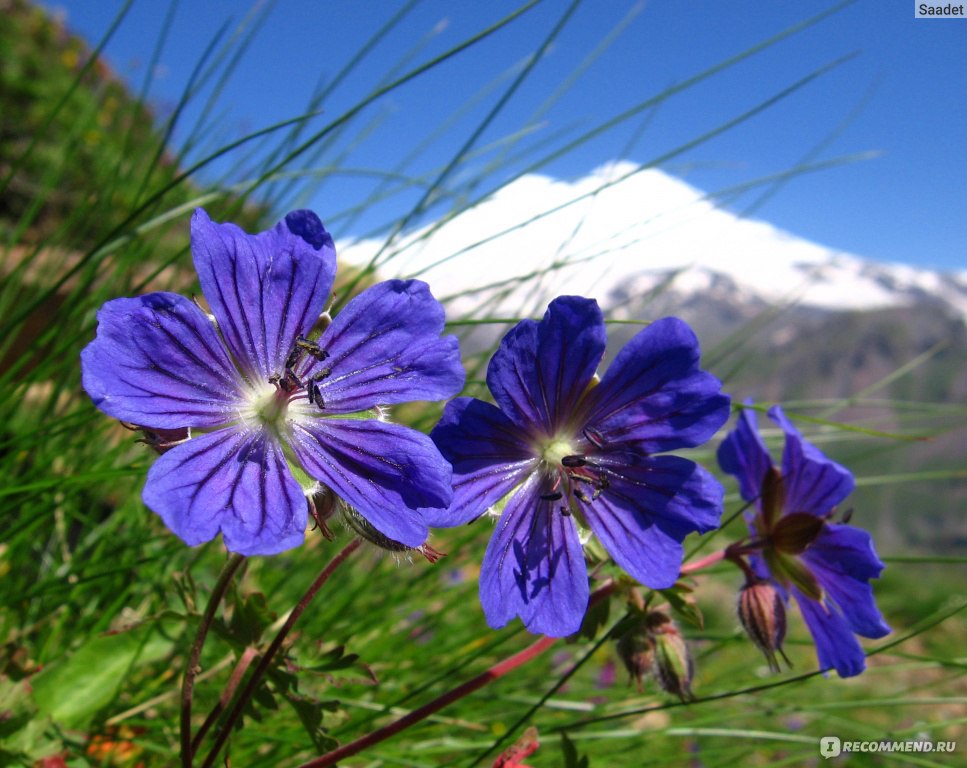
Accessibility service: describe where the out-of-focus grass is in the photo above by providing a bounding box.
[1,1,965,766]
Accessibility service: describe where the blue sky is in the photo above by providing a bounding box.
[41,0,967,271]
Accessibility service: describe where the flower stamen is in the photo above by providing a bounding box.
[272,337,332,410]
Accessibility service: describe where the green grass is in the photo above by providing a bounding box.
[1,1,966,766]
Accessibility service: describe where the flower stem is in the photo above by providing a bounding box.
[181,552,246,768]
[199,538,362,768]
[297,580,616,768]
[679,549,727,575]
[190,646,258,754]
[299,635,558,768]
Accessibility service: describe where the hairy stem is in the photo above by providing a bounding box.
[181,552,246,768]
[199,538,362,768]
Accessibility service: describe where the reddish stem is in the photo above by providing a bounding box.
[181,553,246,768]
[299,635,558,768]
[678,549,727,575]
[191,646,258,754]
[298,581,615,768]
[199,538,362,768]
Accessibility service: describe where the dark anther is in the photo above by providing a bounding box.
[275,369,302,394]
[583,426,606,449]
[841,507,854,524]
[309,368,331,382]
[295,334,330,361]
[559,505,572,517]
[573,489,590,503]
[561,455,587,468]
[540,491,563,501]
[306,381,326,409]
[269,367,302,394]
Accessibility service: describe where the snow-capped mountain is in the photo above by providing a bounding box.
[341,161,967,325]
[342,164,967,552]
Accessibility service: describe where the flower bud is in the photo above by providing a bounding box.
[615,618,652,692]
[307,487,338,541]
[122,422,189,454]
[341,505,444,563]
[738,579,788,673]
[647,612,694,702]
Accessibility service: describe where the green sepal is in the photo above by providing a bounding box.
[771,512,825,554]
[764,548,823,601]
[659,582,704,630]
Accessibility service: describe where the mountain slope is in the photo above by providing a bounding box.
[342,162,967,552]
[342,161,967,324]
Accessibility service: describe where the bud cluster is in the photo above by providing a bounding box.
[615,609,694,701]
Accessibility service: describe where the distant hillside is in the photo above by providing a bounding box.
[0,0,266,249]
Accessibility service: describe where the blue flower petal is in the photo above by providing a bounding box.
[793,590,868,678]
[190,209,336,381]
[310,280,463,412]
[142,427,307,555]
[718,404,773,503]
[427,397,536,527]
[487,296,605,434]
[804,524,891,638]
[479,474,590,637]
[583,454,723,588]
[289,417,451,547]
[587,317,731,453]
[81,293,243,429]
[769,406,854,516]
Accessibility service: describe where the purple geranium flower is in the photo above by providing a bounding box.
[429,296,731,637]
[81,209,464,555]
[717,404,891,677]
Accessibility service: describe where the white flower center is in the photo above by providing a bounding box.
[244,383,297,436]
[540,437,576,467]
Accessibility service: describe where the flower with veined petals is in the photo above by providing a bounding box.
[429,296,730,637]
[81,209,464,555]
[717,404,890,677]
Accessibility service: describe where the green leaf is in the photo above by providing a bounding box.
[30,622,174,730]
[228,591,276,647]
[284,692,339,754]
[0,676,52,760]
[560,732,590,768]
[574,595,610,641]
[307,644,360,673]
[659,583,704,630]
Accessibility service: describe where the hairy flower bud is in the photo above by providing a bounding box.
[615,618,652,692]
[341,505,444,563]
[738,579,788,673]
[121,422,190,454]
[647,612,694,702]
